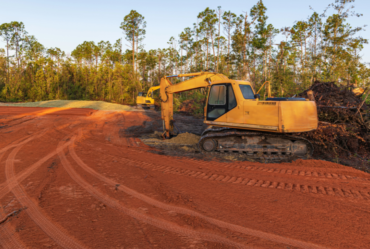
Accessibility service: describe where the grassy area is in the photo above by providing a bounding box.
[0,100,138,111]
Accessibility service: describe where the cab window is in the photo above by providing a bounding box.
[208,85,226,105]
[228,85,237,109]
[239,85,255,99]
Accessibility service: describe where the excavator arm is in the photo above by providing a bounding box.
[160,72,229,138]
[147,86,160,98]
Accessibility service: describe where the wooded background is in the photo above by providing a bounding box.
[0,0,369,104]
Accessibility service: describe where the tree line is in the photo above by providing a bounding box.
[0,0,369,104]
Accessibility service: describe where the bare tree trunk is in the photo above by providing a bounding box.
[6,40,9,85]
[175,57,178,75]
[132,30,135,73]
[211,31,215,70]
[136,34,139,75]
[195,20,199,70]
[158,54,162,83]
[227,26,231,74]
[181,47,183,74]
[190,53,193,71]
[206,34,209,69]
[216,8,221,72]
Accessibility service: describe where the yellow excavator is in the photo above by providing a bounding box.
[160,72,318,161]
[136,86,160,109]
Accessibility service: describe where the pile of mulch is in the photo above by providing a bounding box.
[297,81,370,169]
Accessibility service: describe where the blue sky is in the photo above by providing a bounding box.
[1,0,369,62]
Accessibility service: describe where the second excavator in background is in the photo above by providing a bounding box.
[159,72,318,161]
[136,86,160,109]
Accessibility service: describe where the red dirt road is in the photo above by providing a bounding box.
[1,106,370,249]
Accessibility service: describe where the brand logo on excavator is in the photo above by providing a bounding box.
[257,102,277,105]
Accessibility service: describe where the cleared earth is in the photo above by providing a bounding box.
[0,100,138,111]
[0,104,370,249]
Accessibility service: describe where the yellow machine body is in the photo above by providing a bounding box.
[160,72,318,138]
[204,80,318,133]
[136,86,160,106]
[352,87,364,96]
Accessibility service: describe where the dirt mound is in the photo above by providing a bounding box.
[165,132,200,145]
[0,100,137,111]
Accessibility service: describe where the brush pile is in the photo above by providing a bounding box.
[298,81,370,161]
[179,99,198,113]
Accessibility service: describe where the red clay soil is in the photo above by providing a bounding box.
[0,107,370,249]
[0,107,95,116]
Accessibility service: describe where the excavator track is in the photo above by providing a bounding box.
[198,127,314,162]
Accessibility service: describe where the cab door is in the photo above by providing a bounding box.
[206,84,237,122]
[206,84,227,121]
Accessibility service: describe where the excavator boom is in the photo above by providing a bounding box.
[160,72,228,138]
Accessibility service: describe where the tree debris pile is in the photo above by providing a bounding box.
[179,100,198,114]
[303,121,366,154]
[298,80,367,110]
[298,81,370,163]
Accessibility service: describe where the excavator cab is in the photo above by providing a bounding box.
[205,83,259,121]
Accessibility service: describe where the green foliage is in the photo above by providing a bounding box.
[120,10,146,75]
[176,89,207,116]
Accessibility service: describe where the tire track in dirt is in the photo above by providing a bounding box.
[88,138,370,185]
[82,139,370,201]
[0,207,26,249]
[0,116,36,129]
[0,152,25,249]
[121,143,370,185]
[223,164,370,184]
[119,112,147,148]
[0,136,43,249]
[0,132,41,155]
[103,112,137,147]
[5,145,87,249]
[158,156,370,184]
[0,107,77,134]
[0,121,85,200]
[0,118,39,135]
[0,130,50,197]
[58,139,250,249]
[0,138,73,201]
[113,156,370,201]
[69,136,329,249]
